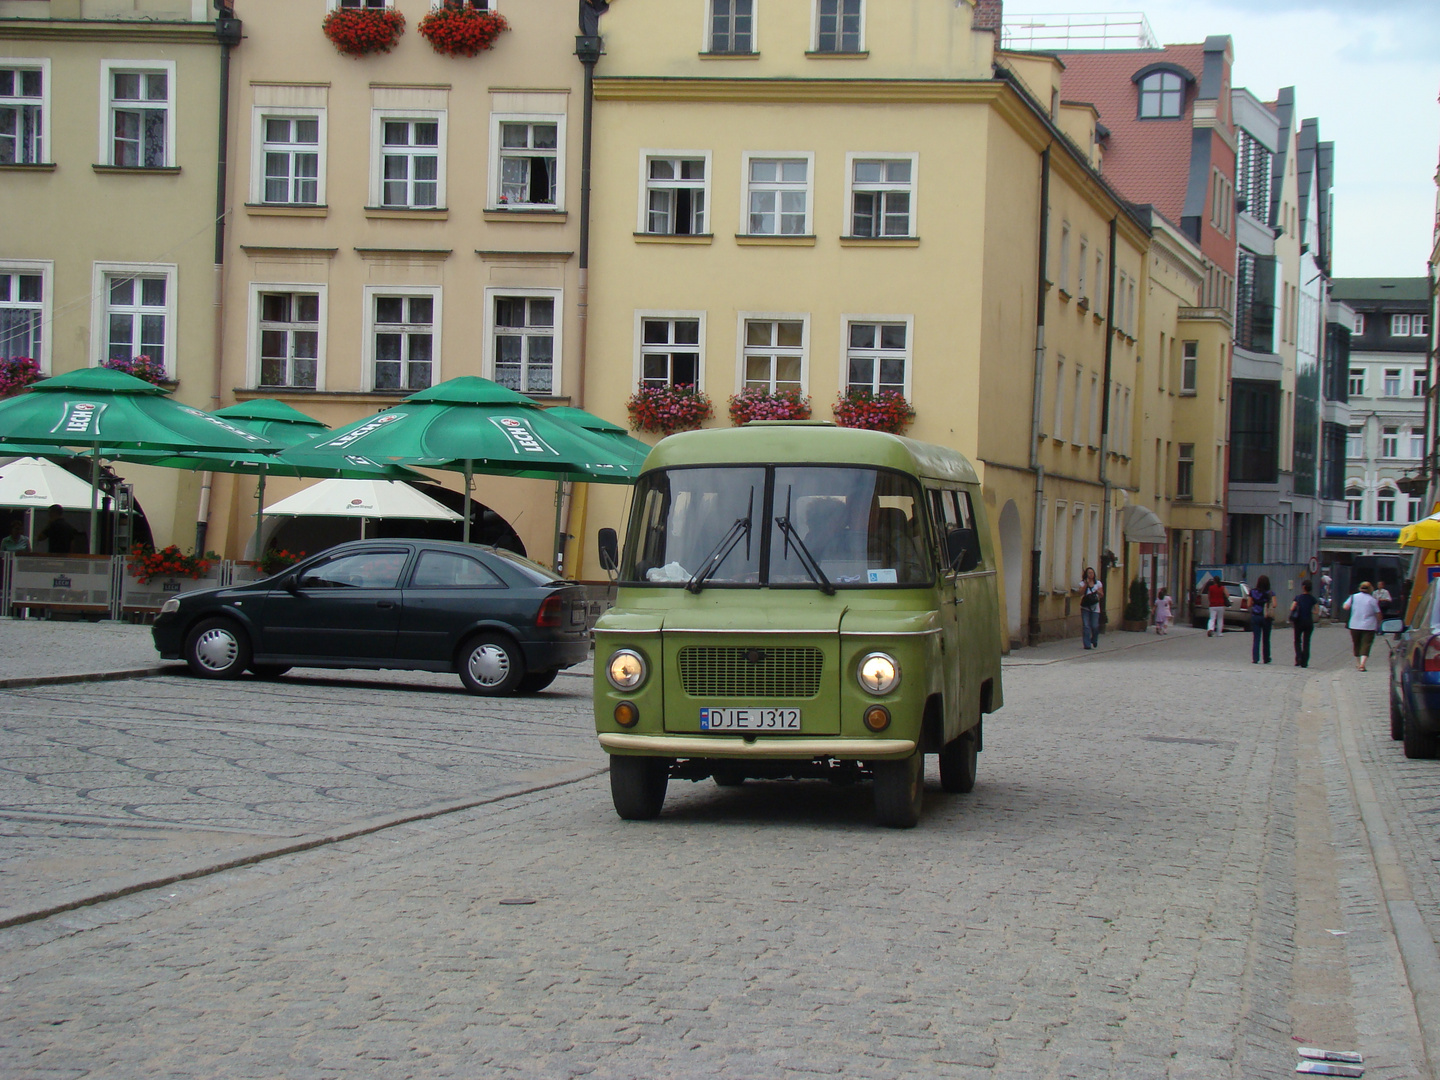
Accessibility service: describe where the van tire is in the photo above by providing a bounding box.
[610,756,669,819]
[939,729,978,793]
[712,765,746,787]
[873,751,923,828]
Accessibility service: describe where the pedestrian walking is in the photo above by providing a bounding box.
[1245,574,1276,664]
[1078,566,1103,649]
[1205,577,1228,636]
[1290,579,1317,668]
[1343,581,1382,672]
[1153,588,1173,635]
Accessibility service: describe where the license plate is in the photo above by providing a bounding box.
[699,707,800,732]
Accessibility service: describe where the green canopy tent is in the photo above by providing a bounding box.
[288,377,643,547]
[0,369,283,553]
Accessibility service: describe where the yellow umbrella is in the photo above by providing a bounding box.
[1399,508,1440,549]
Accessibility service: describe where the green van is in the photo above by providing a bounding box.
[593,422,1004,827]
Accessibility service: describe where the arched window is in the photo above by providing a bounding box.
[1345,486,1364,522]
[1138,71,1184,119]
[1376,487,1397,523]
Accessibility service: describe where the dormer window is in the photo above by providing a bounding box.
[1138,72,1183,118]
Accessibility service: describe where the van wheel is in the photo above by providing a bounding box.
[939,729,978,793]
[1391,691,1405,741]
[610,756,669,819]
[712,765,746,787]
[873,751,923,828]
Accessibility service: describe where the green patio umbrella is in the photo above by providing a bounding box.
[0,368,283,553]
[288,377,642,544]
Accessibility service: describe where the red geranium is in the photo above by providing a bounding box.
[127,544,220,584]
[832,389,915,434]
[322,7,406,57]
[0,356,41,399]
[728,387,812,425]
[103,354,167,385]
[627,383,714,435]
[418,3,509,56]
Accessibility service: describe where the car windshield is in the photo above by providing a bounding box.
[621,465,932,588]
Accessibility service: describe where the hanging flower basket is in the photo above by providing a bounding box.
[0,356,41,399]
[627,383,714,435]
[322,8,407,57]
[127,544,220,584]
[103,354,167,386]
[418,4,509,56]
[728,387,812,425]
[832,388,915,434]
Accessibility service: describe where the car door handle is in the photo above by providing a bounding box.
[376,600,395,609]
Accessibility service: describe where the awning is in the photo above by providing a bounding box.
[1123,504,1167,544]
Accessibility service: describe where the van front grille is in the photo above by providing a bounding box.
[677,645,824,699]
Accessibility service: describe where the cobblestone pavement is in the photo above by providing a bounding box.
[0,622,1435,1078]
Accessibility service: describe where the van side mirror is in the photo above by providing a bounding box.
[598,528,619,572]
[945,527,981,573]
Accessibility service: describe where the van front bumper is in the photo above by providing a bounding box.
[598,733,915,759]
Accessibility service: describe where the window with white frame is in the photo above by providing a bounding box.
[380,117,440,208]
[495,118,559,208]
[1071,365,1084,443]
[1121,387,1131,452]
[105,64,173,168]
[1177,443,1195,499]
[1416,314,1431,337]
[1346,426,1363,459]
[742,319,805,393]
[709,0,754,53]
[1051,501,1068,591]
[1088,373,1099,446]
[334,0,390,8]
[1181,340,1198,393]
[1377,487,1397,523]
[644,155,707,235]
[848,157,914,238]
[814,0,862,52]
[1414,369,1427,397]
[260,114,321,205]
[1077,238,1088,300]
[1070,504,1085,586]
[256,291,320,389]
[1348,367,1365,397]
[846,320,907,395]
[0,264,46,363]
[1058,223,1070,292]
[1411,429,1426,459]
[1093,251,1104,311]
[1410,497,1424,523]
[104,273,169,369]
[1138,70,1183,119]
[491,294,556,395]
[0,64,45,165]
[746,156,810,236]
[640,316,702,388]
[368,291,436,391]
[1346,486,1363,522]
[1384,368,1402,397]
[1382,426,1399,458]
[1392,314,1413,337]
[1353,312,1365,336]
[1052,358,1065,438]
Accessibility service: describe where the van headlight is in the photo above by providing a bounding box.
[606,649,647,691]
[160,598,180,615]
[857,652,900,695]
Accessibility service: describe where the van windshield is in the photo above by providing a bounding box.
[622,465,932,588]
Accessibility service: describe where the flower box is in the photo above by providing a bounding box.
[126,544,220,585]
[102,354,167,386]
[322,8,406,57]
[0,356,41,399]
[627,383,714,435]
[832,389,915,434]
[729,387,812,425]
[418,4,509,56]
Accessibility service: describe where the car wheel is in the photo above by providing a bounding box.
[939,729,978,793]
[516,669,559,694]
[458,633,525,695]
[249,664,291,679]
[1391,688,1405,741]
[184,617,252,679]
[610,756,670,820]
[712,765,747,787]
[1403,701,1440,759]
[873,750,924,828]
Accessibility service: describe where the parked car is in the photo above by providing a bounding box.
[1387,575,1440,758]
[1190,579,1250,629]
[152,540,590,695]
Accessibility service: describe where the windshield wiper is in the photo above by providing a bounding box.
[687,486,755,594]
[774,515,835,595]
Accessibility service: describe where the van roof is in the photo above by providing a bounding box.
[641,423,980,485]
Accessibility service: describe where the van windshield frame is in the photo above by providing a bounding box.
[619,464,935,589]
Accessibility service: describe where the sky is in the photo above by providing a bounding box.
[1003,0,1440,279]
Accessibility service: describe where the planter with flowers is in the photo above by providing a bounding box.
[322,7,406,56]
[103,354,168,386]
[418,2,509,56]
[626,383,714,436]
[259,548,307,576]
[122,543,225,610]
[0,356,41,399]
[728,387,812,426]
[832,388,915,434]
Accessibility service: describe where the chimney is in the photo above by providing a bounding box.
[972,0,1003,33]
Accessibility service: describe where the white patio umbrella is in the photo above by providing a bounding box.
[0,456,99,551]
[262,478,462,540]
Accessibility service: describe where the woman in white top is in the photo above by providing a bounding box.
[1343,581,1383,671]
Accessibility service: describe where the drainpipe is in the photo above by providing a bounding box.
[196,1,242,555]
[1098,216,1118,624]
[1027,146,1051,646]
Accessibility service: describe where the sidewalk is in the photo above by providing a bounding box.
[0,617,167,686]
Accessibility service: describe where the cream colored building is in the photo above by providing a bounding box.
[0,0,228,545]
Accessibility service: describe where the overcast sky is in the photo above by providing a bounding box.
[1003,0,1440,279]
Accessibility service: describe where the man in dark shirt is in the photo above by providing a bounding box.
[1291,579,1318,668]
[37,505,80,554]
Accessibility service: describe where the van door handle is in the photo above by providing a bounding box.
[951,597,964,605]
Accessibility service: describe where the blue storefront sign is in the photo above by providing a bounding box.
[1321,525,1402,541]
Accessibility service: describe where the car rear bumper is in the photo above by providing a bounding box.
[523,637,589,671]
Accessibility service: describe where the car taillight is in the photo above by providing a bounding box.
[536,595,563,628]
[1423,636,1440,673]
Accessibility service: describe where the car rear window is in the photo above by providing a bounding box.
[486,547,566,584]
[411,551,505,589]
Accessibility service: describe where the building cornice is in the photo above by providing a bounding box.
[0,20,219,45]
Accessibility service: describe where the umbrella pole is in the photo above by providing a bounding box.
[463,460,473,545]
[553,479,564,573]
[255,469,267,561]
[89,447,100,555]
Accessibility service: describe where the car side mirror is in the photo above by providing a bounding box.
[598,528,619,573]
[284,573,302,593]
[945,527,981,573]
[1381,617,1405,636]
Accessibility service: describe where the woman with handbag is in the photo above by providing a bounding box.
[1245,574,1276,664]
[1078,566,1103,649]
[1343,581,1382,672]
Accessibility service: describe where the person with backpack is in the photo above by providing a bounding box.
[1289,579,1318,668]
[1245,574,1276,664]
[1343,581,1383,672]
